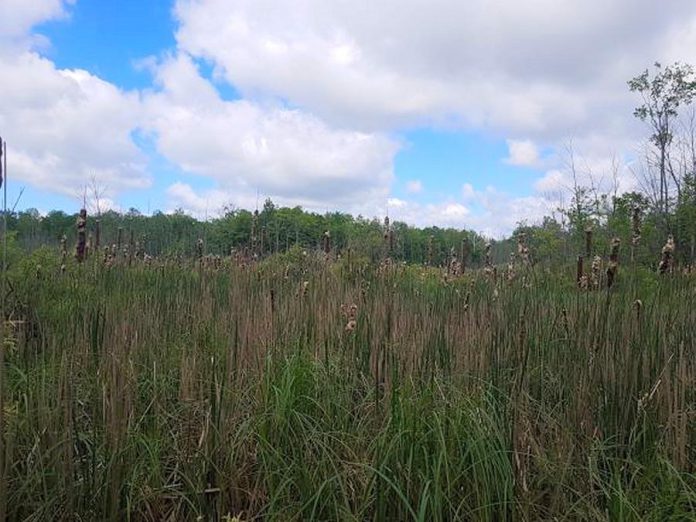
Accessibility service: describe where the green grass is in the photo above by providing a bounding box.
[1,251,695,520]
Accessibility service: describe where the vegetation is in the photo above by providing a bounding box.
[0,61,695,521]
[0,230,695,520]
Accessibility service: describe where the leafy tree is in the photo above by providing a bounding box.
[629,62,696,219]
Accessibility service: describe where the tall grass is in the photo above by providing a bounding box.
[1,250,695,520]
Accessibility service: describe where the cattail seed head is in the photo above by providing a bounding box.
[658,235,675,274]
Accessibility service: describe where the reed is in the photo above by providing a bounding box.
[3,243,695,521]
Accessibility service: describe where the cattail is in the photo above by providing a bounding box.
[251,210,258,257]
[383,216,395,256]
[196,238,204,261]
[449,247,461,276]
[341,303,358,332]
[506,252,516,282]
[75,208,87,263]
[606,237,620,288]
[484,241,494,279]
[427,235,434,266]
[584,226,593,258]
[591,255,602,289]
[658,235,675,274]
[517,232,530,264]
[322,230,331,255]
[576,255,584,286]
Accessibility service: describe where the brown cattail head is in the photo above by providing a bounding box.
[196,238,204,260]
[322,230,331,255]
[606,237,621,288]
[427,235,434,266]
[75,208,87,263]
[251,210,259,255]
[484,241,494,279]
[506,251,516,283]
[517,232,530,264]
[576,255,584,286]
[590,255,602,289]
[658,235,675,274]
[631,206,642,247]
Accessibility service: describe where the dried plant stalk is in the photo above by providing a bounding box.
[658,235,675,274]
[606,237,620,288]
[75,209,87,263]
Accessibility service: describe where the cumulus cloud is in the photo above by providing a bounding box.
[172,0,696,140]
[0,0,72,44]
[144,53,399,211]
[534,170,567,193]
[0,1,149,202]
[6,0,696,237]
[166,181,232,217]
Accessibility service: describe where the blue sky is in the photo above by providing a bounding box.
[2,0,694,236]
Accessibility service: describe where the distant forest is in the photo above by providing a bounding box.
[5,182,696,269]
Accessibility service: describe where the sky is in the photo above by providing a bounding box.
[1,0,696,237]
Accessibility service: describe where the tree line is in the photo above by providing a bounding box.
[4,62,696,269]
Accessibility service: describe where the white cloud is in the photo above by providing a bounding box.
[0,0,72,44]
[406,179,423,193]
[461,183,477,201]
[163,0,696,237]
[144,53,399,212]
[505,139,539,167]
[166,182,232,217]
[535,170,566,193]
[6,0,696,238]
[0,52,149,199]
[172,0,696,140]
[0,2,149,203]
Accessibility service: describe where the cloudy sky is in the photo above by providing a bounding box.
[1,0,696,236]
